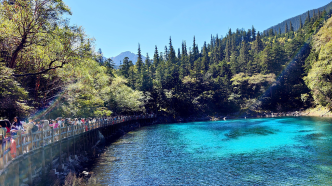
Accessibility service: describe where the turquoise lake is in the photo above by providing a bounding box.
[92,117,332,185]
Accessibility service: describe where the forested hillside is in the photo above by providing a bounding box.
[115,8,332,117]
[1,0,332,120]
[264,1,332,34]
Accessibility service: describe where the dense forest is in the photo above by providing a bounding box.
[1,0,332,120]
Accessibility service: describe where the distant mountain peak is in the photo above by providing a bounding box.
[111,51,146,68]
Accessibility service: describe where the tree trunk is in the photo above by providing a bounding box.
[9,33,27,68]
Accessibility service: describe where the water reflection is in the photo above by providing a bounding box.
[90,117,332,185]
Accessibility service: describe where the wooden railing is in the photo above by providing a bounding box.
[0,114,155,171]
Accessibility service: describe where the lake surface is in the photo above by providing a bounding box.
[92,117,332,185]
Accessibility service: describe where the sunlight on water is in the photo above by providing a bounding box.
[92,117,332,185]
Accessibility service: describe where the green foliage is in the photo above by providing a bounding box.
[304,16,332,108]
[0,64,31,118]
[108,76,146,114]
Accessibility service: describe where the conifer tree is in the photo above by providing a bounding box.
[268,28,274,36]
[225,39,231,62]
[210,34,214,50]
[238,41,249,72]
[127,63,136,89]
[145,53,151,73]
[252,26,256,41]
[271,41,286,75]
[305,11,311,24]
[299,17,303,30]
[246,29,252,42]
[136,44,144,75]
[120,57,130,78]
[260,45,273,74]
[202,42,210,73]
[192,36,199,61]
[168,37,176,65]
[164,46,169,61]
[289,21,294,32]
[285,23,289,33]
[252,32,264,54]
[312,11,316,21]
[153,46,160,68]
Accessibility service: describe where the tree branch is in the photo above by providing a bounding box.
[13,64,65,77]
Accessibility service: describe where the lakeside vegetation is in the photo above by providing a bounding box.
[1,0,332,120]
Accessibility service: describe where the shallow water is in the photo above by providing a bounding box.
[92,117,332,185]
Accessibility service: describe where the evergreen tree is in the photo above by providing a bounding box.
[120,57,130,78]
[104,58,115,76]
[127,64,136,89]
[164,46,169,61]
[305,11,311,24]
[299,17,303,30]
[289,21,294,32]
[192,36,199,61]
[145,53,151,73]
[271,41,286,75]
[202,42,210,73]
[153,46,160,68]
[168,37,176,65]
[210,34,214,50]
[238,41,249,72]
[96,48,104,65]
[136,44,144,75]
[252,32,264,54]
[180,41,189,78]
[260,45,273,74]
[268,28,274,36]
[246,29,252,42]
[285,23,289,33]
[252,26,256,41]
[225,39,231,62]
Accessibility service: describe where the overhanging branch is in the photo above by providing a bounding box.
[13,64,64,77]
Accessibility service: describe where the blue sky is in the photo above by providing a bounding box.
[64,0,331,58]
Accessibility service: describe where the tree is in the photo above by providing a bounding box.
[0,64,30,118]
[285,22,289,33]
[299,16,303,30]
[136,44,144,74]
[252,32,264,54]
[96,48,104,65]
[104,58,115,76]
[225,39,231,62]
[201,42,210,73]
[238,41,250,73]
[120,57,131,78]
[268,29,274,36]
[1,0,85,77]
[305,11,311,24]
[252,26,256,41]
[289,21,294,32]
[260,45,273,74]
[168,37,176,65]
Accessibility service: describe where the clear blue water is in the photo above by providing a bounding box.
[92,117,332,185]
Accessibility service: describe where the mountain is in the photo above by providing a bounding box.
[111,51,146,68]
[264,1,332,34]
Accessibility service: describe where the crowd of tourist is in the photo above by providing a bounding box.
[0,114,156,139]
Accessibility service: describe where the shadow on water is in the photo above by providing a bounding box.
[224,126,279,139]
